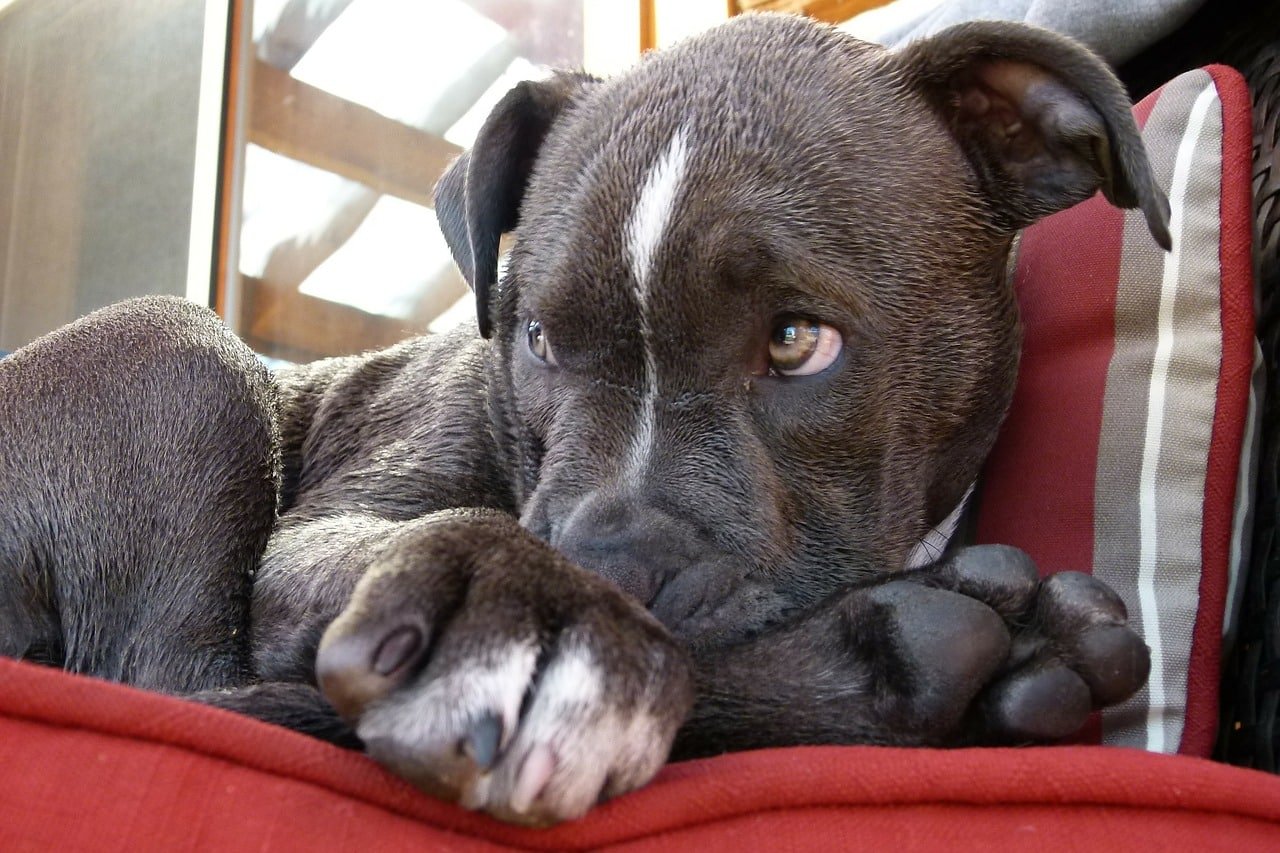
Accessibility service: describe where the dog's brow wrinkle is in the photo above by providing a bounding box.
[582,377,718,409]
[586,376,645,399]
[668,390,718,408]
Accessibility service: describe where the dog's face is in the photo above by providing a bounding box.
[435,14,1169,647]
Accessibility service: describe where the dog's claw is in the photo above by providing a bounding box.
[462,712,503,770]
[510,743,557,815]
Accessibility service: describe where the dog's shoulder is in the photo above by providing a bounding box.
[273,326,509,516]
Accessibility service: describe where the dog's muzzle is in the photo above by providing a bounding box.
[551,489,703,616]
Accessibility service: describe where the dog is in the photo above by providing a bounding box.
[0,14,1167,826]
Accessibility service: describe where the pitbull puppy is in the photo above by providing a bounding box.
[0,14,1165,825]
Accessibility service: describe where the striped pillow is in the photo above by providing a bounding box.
[972,66,1257,757]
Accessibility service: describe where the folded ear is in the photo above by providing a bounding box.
[434,72,598,337]
[896,22,1171,249]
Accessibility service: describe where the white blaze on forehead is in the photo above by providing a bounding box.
[626,125,691,292]
[624,125,692,478]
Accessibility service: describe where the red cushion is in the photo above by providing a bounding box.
[3,657,1280,850]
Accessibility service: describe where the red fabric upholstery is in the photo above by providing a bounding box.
[3,657,1280,850]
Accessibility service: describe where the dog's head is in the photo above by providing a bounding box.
[434,14,1169,647]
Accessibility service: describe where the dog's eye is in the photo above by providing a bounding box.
[768,318,842,376]
[526,320,556,365]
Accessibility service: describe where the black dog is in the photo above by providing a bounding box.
[0,15,1164,825]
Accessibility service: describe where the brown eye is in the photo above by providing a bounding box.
[526,320,555,364]
[768,318,842,376]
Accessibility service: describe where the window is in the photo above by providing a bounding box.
[0,0,227,352]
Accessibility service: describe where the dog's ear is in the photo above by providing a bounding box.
[896,22,1171,249]
[434,72,598,338]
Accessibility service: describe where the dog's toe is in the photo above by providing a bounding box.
[457,641,679,825]
[1034,572,1148,708]
[863,581,1012,732]
[316,617,430,721]
[1066,622,1151,707]
[980,663,1092,741]
[355,637,683,826]
[1039,571,1128,628]
[938,545,1040,619]
[970,569,1150,742]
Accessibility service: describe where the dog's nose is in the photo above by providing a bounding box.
[553,491,692,606]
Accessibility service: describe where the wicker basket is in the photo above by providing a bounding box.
[1216,40,1280,771]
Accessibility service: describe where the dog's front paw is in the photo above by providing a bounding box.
[829,546,1149,746]
[314,510,693,826]
[928,546,1151,742]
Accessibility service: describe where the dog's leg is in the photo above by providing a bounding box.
[674,546,1150,757]
[0,296,278,693]
[189,682,361,750]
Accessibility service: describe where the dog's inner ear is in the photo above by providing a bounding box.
[433,72,597,338]
[899,23,1170,248]
[955,62,1119,210]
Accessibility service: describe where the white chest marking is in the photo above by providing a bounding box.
[904,483,975,570]
[623,126,691,478]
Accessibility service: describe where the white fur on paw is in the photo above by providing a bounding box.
[464,643,674,822]
[355,640,538,786]
[353,629,678,825]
